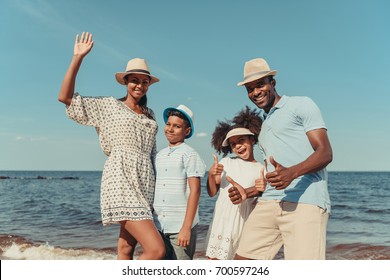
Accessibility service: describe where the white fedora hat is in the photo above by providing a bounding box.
[222,127,254,147]
[237,58,277,86]
[115,58,159,85]
[163,104,194,139]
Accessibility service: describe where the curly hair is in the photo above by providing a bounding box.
[211,106,262,156]
[211,120,233,156]
[231,106,262,140]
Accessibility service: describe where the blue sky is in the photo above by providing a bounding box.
[1,0,389,171]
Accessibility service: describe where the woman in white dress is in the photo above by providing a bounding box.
[58,32,165,260]
[205,107,266,260]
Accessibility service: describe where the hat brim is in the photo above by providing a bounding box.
[115,72,160,86]
[237,70,277,86]
[222,129,254,147]
[163,107,194,139]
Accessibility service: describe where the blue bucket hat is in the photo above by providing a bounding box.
[163,104,194,139]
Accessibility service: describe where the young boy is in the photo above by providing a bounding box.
[153,104,206,260]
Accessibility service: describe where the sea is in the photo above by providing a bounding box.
[0,171,389,260]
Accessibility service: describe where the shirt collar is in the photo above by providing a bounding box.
[261,95,288,119]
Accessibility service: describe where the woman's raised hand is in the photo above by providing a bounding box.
[74,32,94,58]
[58,32,94,105]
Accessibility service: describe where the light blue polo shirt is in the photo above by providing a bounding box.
[259,95,331,213]
[153,142,206,233]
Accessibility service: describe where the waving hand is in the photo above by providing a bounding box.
[74,32,94,58]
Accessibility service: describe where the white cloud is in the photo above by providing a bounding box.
[15,136,48,142]
[196,132,208,137]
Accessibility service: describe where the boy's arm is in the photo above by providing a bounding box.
[177,177,201,247]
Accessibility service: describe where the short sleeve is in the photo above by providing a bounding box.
[184,151,206,178]
[297,97,326,133]
[66,93,104,127]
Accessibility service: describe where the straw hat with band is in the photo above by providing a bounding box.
[163,104,195,139]
[222,128,254,147]
[237,58,277,86]
[115,58,159,85]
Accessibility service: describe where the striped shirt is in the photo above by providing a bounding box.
[153,143,206,233]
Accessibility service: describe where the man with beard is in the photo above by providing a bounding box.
[229,58,333,260]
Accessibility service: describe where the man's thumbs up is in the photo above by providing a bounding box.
[269,156,281,169]
[265,156,293,190]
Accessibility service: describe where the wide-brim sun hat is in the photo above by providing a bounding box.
[237,58,277,86]
[163,104,194,139]
[115,58,160,85]
[222,128,254,147]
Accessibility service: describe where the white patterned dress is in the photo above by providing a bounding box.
[205,157,263,259]
[66,93,158,226]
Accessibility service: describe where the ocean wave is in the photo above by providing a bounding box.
[0,176,79,180]
[2,234,389,260]
[327,243,390,260]
[0,235,116,260]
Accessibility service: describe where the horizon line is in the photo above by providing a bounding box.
[1,170,390,173]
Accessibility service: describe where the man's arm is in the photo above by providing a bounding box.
[266,128,333,190]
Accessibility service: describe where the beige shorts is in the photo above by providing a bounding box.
[236,200,329,260]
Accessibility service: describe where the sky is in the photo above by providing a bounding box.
[0,0,389,172]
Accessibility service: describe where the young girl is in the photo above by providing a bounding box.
[205,106,266,260]
[58,32,165,260]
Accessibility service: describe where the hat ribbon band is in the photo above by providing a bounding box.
[126,69,151,75]
[243,70,272,81]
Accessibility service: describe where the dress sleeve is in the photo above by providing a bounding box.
[66,93,104,127]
